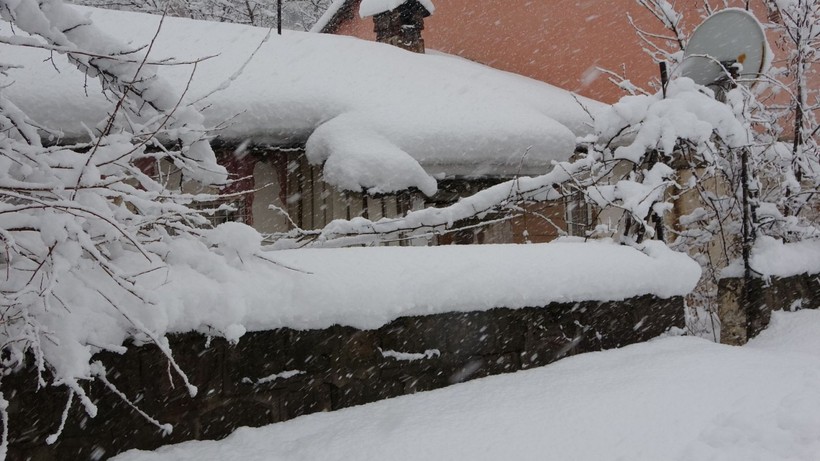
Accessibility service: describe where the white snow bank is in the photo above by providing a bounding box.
[115,310,820,461]
[593,78,749,163]
[133,239,700,336]
[2,6,601,195]
[746,310,820,354]
[722,236,820,278]
[44,237,697,382]
[359,0,435,18]
[257,239,699,330]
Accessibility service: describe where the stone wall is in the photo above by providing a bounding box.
[7,295,684,460]
[719,272,820,345]
[372,1,429,53]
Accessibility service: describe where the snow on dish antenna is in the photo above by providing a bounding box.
[677,8,769,90]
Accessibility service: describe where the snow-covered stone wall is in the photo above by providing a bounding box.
[8,294,684,459]
[719,274,820,345]
[718,238,820,345]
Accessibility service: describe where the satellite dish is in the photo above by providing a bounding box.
[677,8,769,89]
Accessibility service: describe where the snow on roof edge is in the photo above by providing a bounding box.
[359,0,435,18]
[310,0,352,32]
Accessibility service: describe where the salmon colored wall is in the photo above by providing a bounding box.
[332,0,810,106]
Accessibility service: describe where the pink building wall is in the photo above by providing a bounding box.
[331,1,808,106]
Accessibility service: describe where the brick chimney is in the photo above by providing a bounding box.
[371,0,431,53]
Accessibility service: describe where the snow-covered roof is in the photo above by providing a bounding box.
[310,0,349,32]
[359,0,435,18]
[312,0,434,32]
[2,6,604,195]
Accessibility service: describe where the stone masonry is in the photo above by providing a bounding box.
[7,295,684,460]
[719,272,820,345]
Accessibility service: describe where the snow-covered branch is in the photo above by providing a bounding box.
[272,162,582,248]
[0,0,262,449]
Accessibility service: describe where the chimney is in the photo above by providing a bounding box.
[370,1,432,53]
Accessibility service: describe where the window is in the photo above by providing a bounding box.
[565,193,592,237]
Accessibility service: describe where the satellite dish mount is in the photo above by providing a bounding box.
[674,8,769,101]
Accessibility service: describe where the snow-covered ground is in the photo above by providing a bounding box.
[116,309,820,461]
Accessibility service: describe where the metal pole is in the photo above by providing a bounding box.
[659,61,668,99]
[277,0,282,35]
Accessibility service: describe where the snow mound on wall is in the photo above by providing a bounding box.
[722,236,820,279]
[2,5,600,195]
[57,238,702,351]
[259,239,700,330]
[33,236,699,388]
[150,238,700,334]
[359,0,435,17]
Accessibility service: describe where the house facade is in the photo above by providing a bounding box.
[311,0,818,252]
[4,5,604,246]
[211,146,579,246]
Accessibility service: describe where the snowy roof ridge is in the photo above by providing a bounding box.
[359,0,435,18]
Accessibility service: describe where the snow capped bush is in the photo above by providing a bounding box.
[595,78,749,163]
[206,222,264,264]
[596,0,819,339]
[566,77,756,246]
[0,0,260,452]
